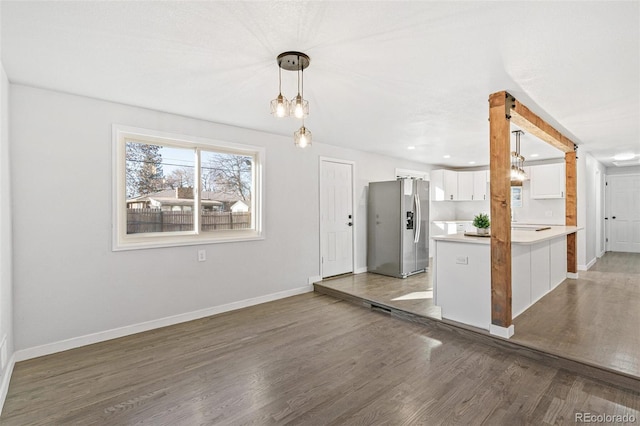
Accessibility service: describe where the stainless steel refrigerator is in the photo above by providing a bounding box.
[367,178,429,278]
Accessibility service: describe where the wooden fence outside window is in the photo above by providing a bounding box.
[127,208,251,234]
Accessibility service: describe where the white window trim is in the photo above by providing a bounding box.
[112,124,265,251]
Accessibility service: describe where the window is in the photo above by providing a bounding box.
[113,125,264,250]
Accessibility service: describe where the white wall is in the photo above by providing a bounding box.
[511,179,566,225]
[10,84,430,355]
[576,152,606,270]
[0,62,15,405]
[585,153,606,264]
[454,200,490,221]
[606,165,640,176]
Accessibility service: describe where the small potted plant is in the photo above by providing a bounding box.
[473,213,491,235]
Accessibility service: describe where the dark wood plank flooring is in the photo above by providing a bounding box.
[2,291,639,425]
[316,252,640,382]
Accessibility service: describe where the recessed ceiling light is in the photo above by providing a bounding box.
[530,153,539,158]
[468,161,476,165]
[407,146,416,150]
[443,154,451,159]
[613,153,636,161]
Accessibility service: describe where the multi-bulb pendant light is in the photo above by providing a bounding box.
[270,51,311,147]
[511,130,526,184]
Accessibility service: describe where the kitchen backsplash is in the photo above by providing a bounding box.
[511,181,565,225]
[430,181,565,225]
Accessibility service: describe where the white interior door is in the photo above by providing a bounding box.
[320,159,354,278]
[607,174,640,253]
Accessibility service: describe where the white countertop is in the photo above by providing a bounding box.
[432,220,473,223]
[431,225,581,245]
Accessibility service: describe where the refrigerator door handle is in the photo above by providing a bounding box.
[414,193,421,243]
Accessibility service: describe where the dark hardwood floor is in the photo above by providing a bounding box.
[2,283,639,424]
[512,255,640,379]
[316,252,640,383]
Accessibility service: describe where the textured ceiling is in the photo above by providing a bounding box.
[1,1,638,167]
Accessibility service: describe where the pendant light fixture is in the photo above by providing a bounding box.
[511,130,526,184]
[270,51,311,147]
[269,62,289,118]
[290,55,309,119]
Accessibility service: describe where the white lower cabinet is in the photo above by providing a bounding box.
[549,236,568,289]
[434,229,575,332]
[530,242,551,304]
[435,241,491,330]
[511,245,531,318]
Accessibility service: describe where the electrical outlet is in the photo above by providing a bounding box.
[455,256,468,265]
[197,249,206,262]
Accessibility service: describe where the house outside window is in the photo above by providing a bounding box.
[113,125,264,250]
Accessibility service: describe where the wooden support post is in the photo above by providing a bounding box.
[565,151,577,273]
[489,91,512,328]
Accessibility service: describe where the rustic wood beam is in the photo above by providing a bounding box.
[511,100,575,153]
[489,91,512,328]
[565,151,578,273]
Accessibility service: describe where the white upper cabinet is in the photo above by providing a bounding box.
[472,170,488,201]
[431,169,488,201]
[457,172,474,201]
[530,163,565,199]
[443,170,458,201]
[431,169,458,201]
[430,169,445,201]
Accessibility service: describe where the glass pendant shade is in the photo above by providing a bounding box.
[511,154,526,181]
[294,125,312,148]
[510,130,527,181]
[290,94,309,119]
[270,93,289,118]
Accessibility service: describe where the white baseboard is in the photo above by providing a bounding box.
[490,324,514,339]
[354,267,368,274]
[567,272,579,279]
[0,353,16,414]
[307,275,322,285]
[14,285,313,363]
[578,257,597,271]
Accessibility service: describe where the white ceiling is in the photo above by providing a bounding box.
[1,1,638,168]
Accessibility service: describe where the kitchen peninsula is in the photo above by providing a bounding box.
[432,225,580,335]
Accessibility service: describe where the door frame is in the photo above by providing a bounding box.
[319,157,356,278]
[605,172,640,253]
[605,173,610,252]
